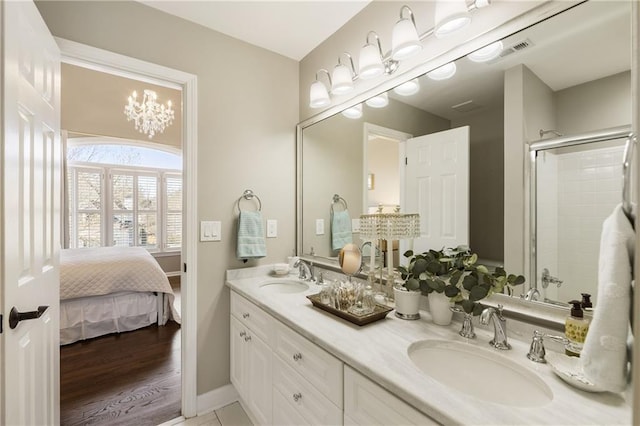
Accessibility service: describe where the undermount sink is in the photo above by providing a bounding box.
[408,340,553,407]
[259,279,309,294]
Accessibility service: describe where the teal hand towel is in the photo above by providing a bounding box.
[331,209,353,251]
[237,210,266,259]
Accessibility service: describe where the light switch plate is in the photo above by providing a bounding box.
[315,219,324,235]
[266,219,277,238]
[200,220,221,241]
[351,218,360,233]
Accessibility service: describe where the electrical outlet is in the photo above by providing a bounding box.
[351,218,360,233]
[315,219,324,235]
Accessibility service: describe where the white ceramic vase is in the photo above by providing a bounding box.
[428,291,454,325]
[393,287,421,320]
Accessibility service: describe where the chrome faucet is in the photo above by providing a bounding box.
[527,330,569,363]
[479,305,511,350]
[522,287,540,301]
[294,259,315,282]
[541,268,563,288]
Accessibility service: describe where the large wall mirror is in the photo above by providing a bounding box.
[297,1,632,318]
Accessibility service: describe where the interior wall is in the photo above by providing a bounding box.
[555,71,632,134]
[451,106,504,263]
[35,0,299,396]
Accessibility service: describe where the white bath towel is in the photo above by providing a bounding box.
[236,210,267,260]
[581,204,635,393]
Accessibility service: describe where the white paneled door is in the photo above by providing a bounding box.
[1,1,62,425]
[403,126,469,255]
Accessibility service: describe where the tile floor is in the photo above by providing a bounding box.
[164,402,252,426]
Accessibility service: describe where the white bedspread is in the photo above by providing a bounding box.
[60,246,180,323]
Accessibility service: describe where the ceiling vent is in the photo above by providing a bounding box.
[451,100,482,113]
[487,38,534,64]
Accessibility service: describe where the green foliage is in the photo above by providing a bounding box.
[397,246,526,315]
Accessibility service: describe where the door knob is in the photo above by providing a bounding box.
[9,306,49,329]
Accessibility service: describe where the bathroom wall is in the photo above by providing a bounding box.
[35,0,299,397]
[556,71,631,135]
[451,106,504,263]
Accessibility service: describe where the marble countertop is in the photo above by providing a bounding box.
[226,265,631,425]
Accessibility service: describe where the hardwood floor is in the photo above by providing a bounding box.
[60,322,181,426]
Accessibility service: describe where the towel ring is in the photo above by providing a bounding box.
[331,194,348,214]
[236,189,262,212]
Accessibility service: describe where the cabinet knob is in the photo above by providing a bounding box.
[239,331,246,337]
[242,312,250,319]
[244,335,252,342]
[293,352,302,361]
[293,392,302,402]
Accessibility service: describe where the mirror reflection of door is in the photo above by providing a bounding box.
[364,124,470,265]
[402,126,470,255]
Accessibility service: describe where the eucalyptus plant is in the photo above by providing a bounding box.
[396,245,526,316]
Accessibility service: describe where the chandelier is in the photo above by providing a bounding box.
[124,89,175,138]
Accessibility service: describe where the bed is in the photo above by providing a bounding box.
[59,246,181,345]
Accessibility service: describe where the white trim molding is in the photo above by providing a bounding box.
[56,37,199,418]
[196,384,239,417]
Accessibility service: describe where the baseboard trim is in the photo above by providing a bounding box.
[196,384,239,416]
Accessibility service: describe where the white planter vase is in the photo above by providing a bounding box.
[393,287,421,320]
[428,291,454,325]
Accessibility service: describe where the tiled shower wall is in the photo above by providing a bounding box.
[537,144,625,305]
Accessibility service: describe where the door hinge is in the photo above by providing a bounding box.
[183,263,187,273]
[405,157,408,165]
[0,314,3,334]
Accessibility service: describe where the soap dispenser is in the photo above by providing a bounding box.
[565,300,590,357]
[581,293,593,312]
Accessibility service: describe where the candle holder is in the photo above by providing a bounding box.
[360,207,420,304]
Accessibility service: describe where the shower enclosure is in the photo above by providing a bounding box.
[528,126,635,307]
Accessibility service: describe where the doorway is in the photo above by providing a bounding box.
[57,38,198,419]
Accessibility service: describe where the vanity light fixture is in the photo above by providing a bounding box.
[331,53,356,95]
[391,5,422,61]
[434,0,472,38]
[309,69,332,108]
[365,92,389,108]
[309,0,493,109]
[341,103,363,119]
[467,40,503,62]
[427,61,457,80]
[359,32,386,79]
[393,78,420,96]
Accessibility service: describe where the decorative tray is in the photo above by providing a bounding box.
[306,293,393,326]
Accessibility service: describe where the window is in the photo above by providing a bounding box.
[67,140,182,252]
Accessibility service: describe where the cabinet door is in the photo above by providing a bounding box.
[230,316,248,399]
[247,330,273,425]
[344,366,439,426]
[273,389,310,426]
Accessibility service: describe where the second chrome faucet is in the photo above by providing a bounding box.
[479,305,511,350]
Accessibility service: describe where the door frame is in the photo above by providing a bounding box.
[55,38,198,418]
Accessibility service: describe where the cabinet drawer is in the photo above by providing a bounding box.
[273,320,343,407]
[344,366,439,425]
[231,291,272,344]
[273,355,342,426]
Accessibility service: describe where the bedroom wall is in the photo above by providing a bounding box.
[35,0,299,397]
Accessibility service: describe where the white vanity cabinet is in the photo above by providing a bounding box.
[230,293,273,425]
[272,321,343,425]
[344,366,439,426]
